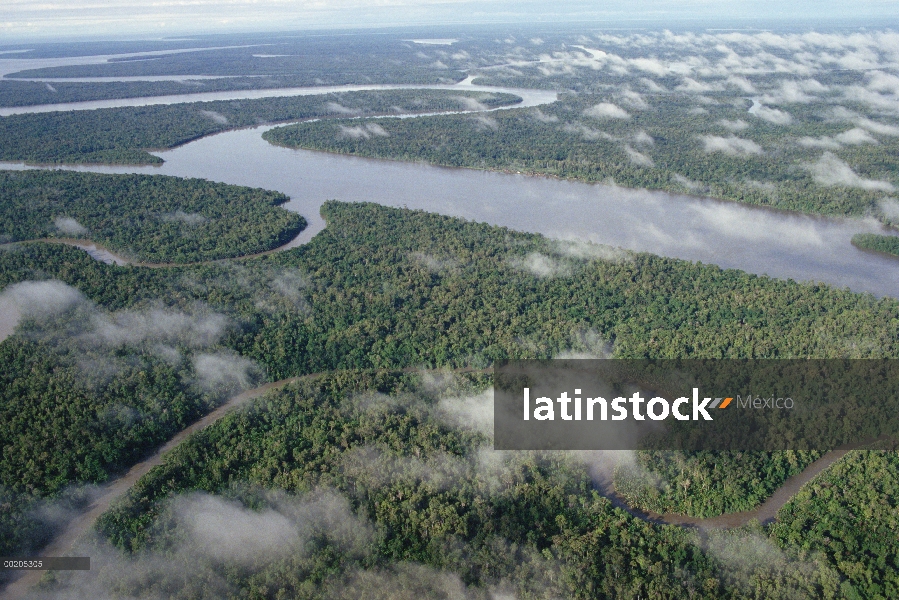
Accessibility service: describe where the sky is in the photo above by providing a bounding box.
[2,0,899,41]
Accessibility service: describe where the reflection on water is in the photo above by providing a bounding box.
[0,83,555,116]
[3,120,897,298]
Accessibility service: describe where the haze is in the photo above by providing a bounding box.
[3,0,899,41]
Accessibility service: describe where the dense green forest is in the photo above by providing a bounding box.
[0,77,354,108]
[30,369,887,599]
[265,95,899,220]
[3,201,899,577]
[851,233,899,258]
[0,90,520,164]
[0,171,305,263]
[5,36,468,82]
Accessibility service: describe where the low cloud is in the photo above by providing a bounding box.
[530,108,559,123]
[54,216,88,236]
[508,252,569,278]
[160,210,208,226]
[878,197,899,220]
[620,89,650,110]
[833,128,879,145]
[411,252,459,273]
[471,115,499,131]
[199,110,228,124]
[583,102,630,120]
[88,308,231,348]
[41,488,373,598]
[437,389,494,435]
[700,135,764,157]
[0,280,85,321]
[561,122,611,141]
[748,101,793,125]
[454,96,487,111]
[856,118,899,136]
[192,351,260,394]
[624,145,655,167]
[326,102,360,115]
[717,118,749,131]
[339,122,389,140]
[807,152,895,191]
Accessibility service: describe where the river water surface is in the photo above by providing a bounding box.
[1,81,898,300]
[4,122,898,297]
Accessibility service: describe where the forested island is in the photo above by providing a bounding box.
[851,233,899,258]
[265,93,899,221]
[0,90,521,164]
[0,171,305,263]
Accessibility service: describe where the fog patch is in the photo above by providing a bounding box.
[700,135,763,157]
[0,280,85,323]
[624,131,650,149]
[624,145,654,168]
[472,115,499,131]
[411,251,459,272]
[553,238,630,263]
[807,152,895,191]
[878,197,899,220]
[583,102,630,120]
[529,108,559,123]
[437,389,494,435]
[326,563,485,600]
[326,101,360,115]
[620,89,650,110]
[856,117,899,136]
[508,252,569,278]
[640,77,666,92]
[88,308,231,348]
[672,173,702,191]
[160,210,208,226]
[834,127,879,145]
[454,96,487,111]
[40,488,372,598]
[199,110,228,125]
[797,136,843,150]
[717,118,749,131]
[54,216,88,236]
[192,351,260,395]
[561,122,610,141]
[748,101,792,125]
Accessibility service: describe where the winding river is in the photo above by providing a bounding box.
[0,75,892,597]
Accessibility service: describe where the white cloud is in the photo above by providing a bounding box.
[192,351,259,393]
[0,280,84,321]
[700,135,763,157]
[748,101,793,125]
[717,118,749,131]
[508,252,569,278]
[856,118,899,137]
[833,127,879,145]
[797,136,842,150]
[878,197,899,220]
[199,109,228,124]
[583,102,630,120]
[54,216,88,236]
[807,152,895,191]
[624,145,654,167]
